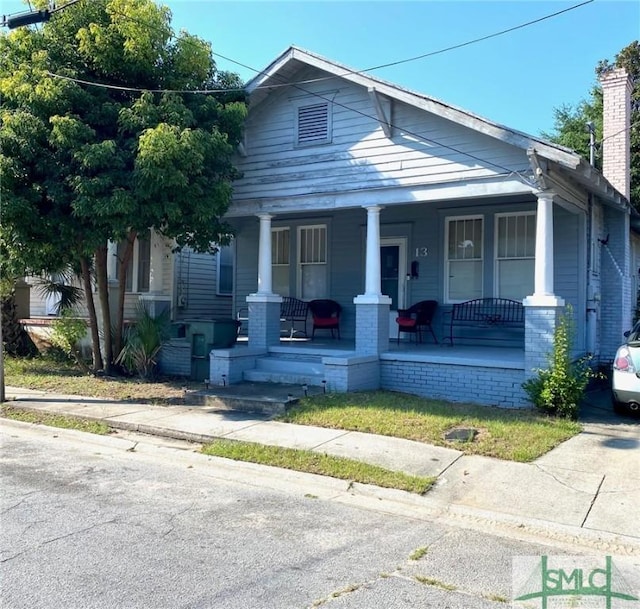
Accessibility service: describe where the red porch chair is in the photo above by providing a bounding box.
[396,300,438,344]
[309,299,342,339]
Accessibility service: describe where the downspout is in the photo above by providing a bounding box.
[585,121,598,356]
[585,193,598,356]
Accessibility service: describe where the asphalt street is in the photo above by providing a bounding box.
[3,420,636,609]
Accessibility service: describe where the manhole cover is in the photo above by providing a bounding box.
[444,427,478,442]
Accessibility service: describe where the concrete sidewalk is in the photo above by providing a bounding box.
[3,384,639,551]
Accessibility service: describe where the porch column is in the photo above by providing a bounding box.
[140,231,171,317]
[256,213,274,295]
[523,191,565,378]
[106,241,120,327]
[364,205,383,297]
[353,205,391,356]
[148,230,165,293]
[247,213,282,349]
[106,241,118,280]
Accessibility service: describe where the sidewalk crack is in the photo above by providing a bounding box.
[533,464,596,494]
[309,430,353,451]
[581,474,606,528]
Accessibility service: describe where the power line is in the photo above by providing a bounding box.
[599,119,640,146]
[34,0,592,183]
[209,0,594,87]
[356,0,594,73]
[52,0,594,93]
[46,71,237,94]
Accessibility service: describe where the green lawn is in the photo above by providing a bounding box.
[202,439,434,494]
[3,356,203,404]
[4,355,582,462]
[279,391,582,462]
[1,405,110,435]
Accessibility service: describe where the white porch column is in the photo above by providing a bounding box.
[140,230,171,317]
[148,230,165,293]
[247,213,281,349]
[106,241,118,281]
[523,191,565,379]
[256,213,274,295]
[523,191,564,307]
[365,205,383,297]
[354,205,391,356]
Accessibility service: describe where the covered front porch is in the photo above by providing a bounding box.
[222,190,571,407]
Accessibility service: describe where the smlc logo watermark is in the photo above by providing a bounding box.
[512,555,640,608]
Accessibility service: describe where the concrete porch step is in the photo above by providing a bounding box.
[255,357,325,376]
[186,381,324,416]
[243,369,326,387]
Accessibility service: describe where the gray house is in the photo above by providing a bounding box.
[209,47,636,408]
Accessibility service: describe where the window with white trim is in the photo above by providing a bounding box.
[296,102,331,146]
[216,243,234,296]
[298,225,327,299]
[272,228,290,296]
[116,230,150,293]
[445,216,483,302]
[495,213,535,300]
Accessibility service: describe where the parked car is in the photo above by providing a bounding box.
[612,321,640,416]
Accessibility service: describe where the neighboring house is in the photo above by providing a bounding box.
[22,232,234,346]
[208,47,638,408]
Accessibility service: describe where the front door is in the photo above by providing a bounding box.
[380,238,407,338]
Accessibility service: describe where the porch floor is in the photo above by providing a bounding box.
[236,336,525,370]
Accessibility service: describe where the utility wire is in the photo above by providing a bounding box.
[599,119,640,146]
[46,71,233,94]
[355,0,594,73]
[49,0,596,95]
[39,0,595,183]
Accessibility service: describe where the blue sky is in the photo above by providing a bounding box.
[2,0,638,136]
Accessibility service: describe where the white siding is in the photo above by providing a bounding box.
[174,249,233,320]
[233,67,531,204]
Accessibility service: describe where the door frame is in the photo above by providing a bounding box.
[380,237,408,339]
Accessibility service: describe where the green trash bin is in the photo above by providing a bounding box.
[186,319,240,381]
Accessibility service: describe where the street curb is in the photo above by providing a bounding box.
[3,415,639,556]
[3,403,640,556]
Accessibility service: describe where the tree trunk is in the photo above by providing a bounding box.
[80,256,103,372]
[113,230,136,357]
[94,245,113,373]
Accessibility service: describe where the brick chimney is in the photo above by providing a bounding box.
[600,68,632,201]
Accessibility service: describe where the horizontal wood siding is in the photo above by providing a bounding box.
[174,249,232,320]
[327,209,365,338]
[553,207,585,351]
[232,218,260,317]
[234,66,530,203]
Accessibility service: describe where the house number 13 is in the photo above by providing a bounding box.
[415,247,428,257]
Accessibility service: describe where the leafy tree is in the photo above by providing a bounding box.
[542,40,639,210]
[0,0,247,372]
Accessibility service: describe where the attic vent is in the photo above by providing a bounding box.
[297,102,331,145]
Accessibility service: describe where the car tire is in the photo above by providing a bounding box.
[612,395,627,415]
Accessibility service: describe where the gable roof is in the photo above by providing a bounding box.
[246,46,629,212]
